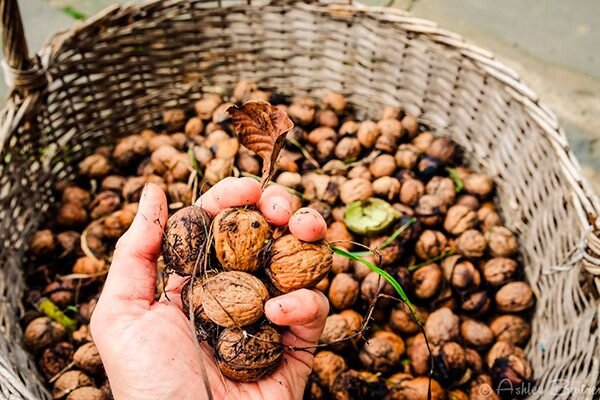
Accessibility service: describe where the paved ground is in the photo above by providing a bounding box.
[2,0,599,191]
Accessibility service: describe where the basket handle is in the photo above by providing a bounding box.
[0,0,46,92]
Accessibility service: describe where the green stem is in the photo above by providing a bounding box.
[407,250,455,271]
[446,167,464,193]
[349,217,416,257]
[38,298,77,332]
[330,246,422,326]
[286,137,320,169]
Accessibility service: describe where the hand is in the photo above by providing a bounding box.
[91,177,330,400]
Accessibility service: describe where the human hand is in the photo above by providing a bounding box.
[91,177,330,400]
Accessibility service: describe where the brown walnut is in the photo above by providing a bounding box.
[424,307,460,346]
[53,370,93,399]
[359,331,405,373]
[495,281,534,312]
[485,226,518,257]
[490,315,531,346]
[73,342,103,375]
[328,273,359,310]
[444,205,478,235]
[313,351,348,389]
[457,229,487,258]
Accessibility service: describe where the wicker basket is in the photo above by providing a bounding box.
[0,0,599,398]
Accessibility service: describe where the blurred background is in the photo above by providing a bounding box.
[2,0,599,191]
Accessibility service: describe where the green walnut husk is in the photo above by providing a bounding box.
[344,198,399,236]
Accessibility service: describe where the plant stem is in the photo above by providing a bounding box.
[349,217,416,257]
[408,250,456,271]
[446,167,464,193]
[37,298,77,331]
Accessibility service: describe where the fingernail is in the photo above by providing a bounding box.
[267,296,299,315]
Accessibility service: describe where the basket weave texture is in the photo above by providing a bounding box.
[0,1,599,399]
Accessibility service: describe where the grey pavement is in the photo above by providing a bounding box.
[2,0,599,191]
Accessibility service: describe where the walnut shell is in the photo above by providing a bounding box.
[24,317,66,351]
[485,226,518,257]
[78,154,111,178]
[39,342,73,379]
[487,341,533,387]
[335,137,361,161]
[412,263,443,299]
[460,319,494,348]
[427,137,457,164]
[443,205,478,235]
[406,333,429,376]
[57,203,88,228]
[319,311,362,351]
[357,120,381,148]
[415,194,447,226]
[412,131,434,153]
[390,377,445,400]
[53,370,93,399]
[328,273,359,310]
[331,369,388,400]
[377,118,403,138]
[359,331,405,373]
[30,229,56,257]
[424,307,459,346]
[326,221,354,250]
[213,208,271,273]
[490,315,531,346]
[195,94,223,120]
[495,281,534,312]
[426,176,456,206]
[461,291,491,316]
[433,341,466,383]
[102,208,136,239]
[323,92,347,114]
[62,186,91,207]
[73,342,103,375]
[447,259,481,292]
[215,325,283,382]
[482,257,519,286]
[372,176,401,201]
[267,235,332,293]
[162,206,212,276]
[390,303,427,336]
[395,144,420,170]
[360,271,395,303]
[89,191,121,219]
[463,173,494,198]
[202,271,269,327]
[369,154,396,178]
[313,351,348,389]
[399,178,425,206]
[415,230,447,260]
[457,229,487,258]
[340,178,374,204]
[66,386,106,400]
[332,253,351,274]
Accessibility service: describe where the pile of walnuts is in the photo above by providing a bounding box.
[23,81,534,399]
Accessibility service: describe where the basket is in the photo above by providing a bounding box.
[0,0,599,398]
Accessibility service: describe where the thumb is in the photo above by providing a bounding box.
[101,183,168,303]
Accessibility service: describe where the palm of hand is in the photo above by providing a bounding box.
[92,178,329,400]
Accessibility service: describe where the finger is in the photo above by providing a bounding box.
[257,185,293,226]
[265,289,329,344]
[288,208,327,242]
[195,177,261,216]
[101,183,168,303]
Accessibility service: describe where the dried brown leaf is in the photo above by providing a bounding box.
[227,101,294,186]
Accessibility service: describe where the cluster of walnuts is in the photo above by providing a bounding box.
[23,81,533,399]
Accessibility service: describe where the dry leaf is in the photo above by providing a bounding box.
[227,101,294,186]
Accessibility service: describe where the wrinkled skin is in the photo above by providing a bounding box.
[91,177,329,400]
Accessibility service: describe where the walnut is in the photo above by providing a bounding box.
[122,175,166,202]
[205,158,233,185]
[184,116,203,136]
[315,139,336,161]
[389,377,445,400]
[89,191,121,219]
[315,276,330,292]
[78,154,111,178]
[288,97,316,125]
[319,311,362,351]
[487,341,533,387]
[372,176,401,201]
[375,134,398,153]
[72,256,107,275]
[340,178,374,204]
[30,229,56,256]
[232,81,257,103]
[465,348,484,374]
[424,307,460,345]
[317,109,339,128]
[495,281,534,312]
[323,92,347,114]
[443,205,478,235]
[485,226,518,257]
[267,235,332,293]
[24,317,66,351]
[57,202,88,228]
[313,351,347,388]
[359,331,405,373]
[456,194,480,210]
[406,333,429,375]
[335,137,361,161]
[381,106,400,120]
[460,319,494,348]
[100,175,126,192]
[302,173,341,205]
[275,171,302,189]
[102,208,136,239]
[66,386,106,400]
[412,131,434,153]
[482,257,518,286]
[412,263,443,299]
[307,201,332,221]
[394,144,420,170]
[377,118,403,138]
[53,370,93,399]
[415,230,447,260]
[167,182,193,206]
[43,280,74,308]
[401,114,419,137]
[426,137,457,164]
[322,160,347,176]
[463,173,494,198]
[39,342,73,379]
[73,342,103,375]
[457,229,487,258]
[368,235,402,265]
[72,324,93,343]
[433,341,466,383]
[213,137,240,160]
[162,108,186,132]
[415,194,447,226]
[62,186,91,207]
[360,271,395,303]
[113,134,149,167]
[162,206,212,276]
[461,291,491,315]
[426,176,456,207]
[399,178,425,206]
[328,273,359,310]
[331,369,388,400]
[326,221,354,250]
[445,259,481,292]
[332,253,351,274]
[416,156,444,181]
[195,93,223,120]
[469,382,500,400]
[212,102,234,124]
[390,303,427,336]
[213,208,271,273]
[202,271,269,327]
[357,120,381,148]
[478,206,503,231]
[148,134,177,152]
[338,120,360,136]
[369,154,396,178]
[348,165,372,180]
[490,315,531,346]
